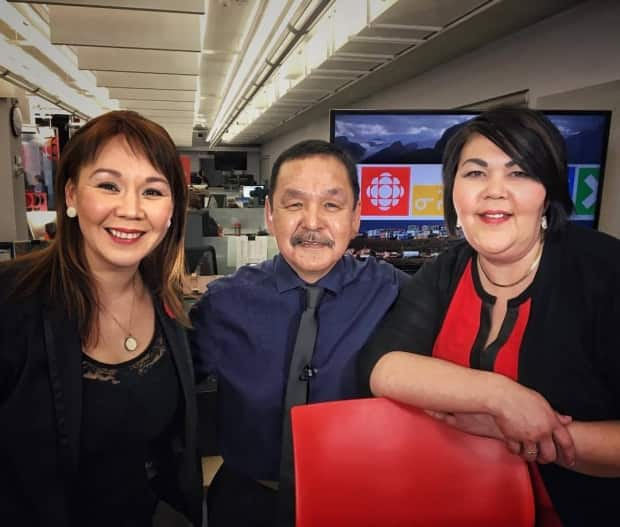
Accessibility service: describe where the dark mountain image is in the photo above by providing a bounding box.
[334,119,473,164]
[434,121,468,154]
[364,140,442,164]
[334,136,366,162]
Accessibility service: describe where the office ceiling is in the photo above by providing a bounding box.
[1,0,583,147]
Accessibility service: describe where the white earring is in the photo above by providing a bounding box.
[166,218,172,229]
[66,206,77,218]
[541,215,548,231]
[456,218,461,229]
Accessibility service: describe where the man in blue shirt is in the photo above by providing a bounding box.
[190,139,408,527]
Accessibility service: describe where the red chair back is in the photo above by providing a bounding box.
[292,397,535,527]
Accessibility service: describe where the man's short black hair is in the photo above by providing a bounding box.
[442,107,573,235]
[269,139,359,208]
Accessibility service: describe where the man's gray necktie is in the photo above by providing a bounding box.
[277,285,324,526]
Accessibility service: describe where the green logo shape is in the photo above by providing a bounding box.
[574,167,599,216]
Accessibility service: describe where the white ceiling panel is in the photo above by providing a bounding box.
[292,75,356,92]
[166,125,194,132]
[198,95,225,114]
[270,99,310,110]
[335,39,414,57]
[202,0,254,52]
[372,0,489,27]
[18,1,205,13]
[94,71,197,90]
[200,57,233,79]
[107,87,196,101]
[18,44,74,82]
[77,47,200,75]
[199,53,237,105]
[118,99,195,110]
[286,87,331,99]
[169,135,193,148]
[139,109,195,118]
[165,122,194,129]
[166,128,194,137]
[49,5,201,51]
[359,25,433,41]
[199,79,226,97]
[197,105,217,113]
[318,56,385,71]
[156,122,196,129]
[154,115,195,122]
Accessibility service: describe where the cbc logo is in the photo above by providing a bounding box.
[366,172,405,211]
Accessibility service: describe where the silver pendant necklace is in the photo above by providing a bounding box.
[105,274,139,352]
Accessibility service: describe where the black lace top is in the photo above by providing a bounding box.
[77,321,180,527]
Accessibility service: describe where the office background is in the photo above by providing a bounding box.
[260,0,620,239]
[0,0,618,241]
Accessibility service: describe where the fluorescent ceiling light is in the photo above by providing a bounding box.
[208,0,306,142]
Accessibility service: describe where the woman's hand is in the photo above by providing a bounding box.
[488,381,576,465]
[426,409,521,459]
[426,409,574,465]
[425,410,504,440]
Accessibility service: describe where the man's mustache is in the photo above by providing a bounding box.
[291,230,335,248]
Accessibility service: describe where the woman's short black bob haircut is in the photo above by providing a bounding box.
[442,107,573,235]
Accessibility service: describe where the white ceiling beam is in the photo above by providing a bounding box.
[107,87,196,101]
[138,108,195,117]
[118,99,195,110]
[77,47,200,75]
[12,1,205,14]
[49,5,202,51]
[94,71,197,90]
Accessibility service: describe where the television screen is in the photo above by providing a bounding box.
[330,110,611,238]
[214,151,247,171]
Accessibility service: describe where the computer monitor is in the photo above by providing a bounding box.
[214,151,247,171]
[242,185,264,198]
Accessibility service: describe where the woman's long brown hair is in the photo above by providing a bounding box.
[8,110,189,345]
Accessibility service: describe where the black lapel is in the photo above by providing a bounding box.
[42,304,82,476]
[154,302,197,430]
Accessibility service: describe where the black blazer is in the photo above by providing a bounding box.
[0,281,204,526]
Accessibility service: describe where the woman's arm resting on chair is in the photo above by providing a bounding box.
[370,351,576,465]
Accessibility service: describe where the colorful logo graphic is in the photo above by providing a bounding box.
[411,184,444,218]
[360,166,410,216]
[573,166,599,216]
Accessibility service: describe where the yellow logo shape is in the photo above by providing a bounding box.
[411,185,443,217]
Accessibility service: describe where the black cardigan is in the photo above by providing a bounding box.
[360,223,620,526]
[0,271,204,526]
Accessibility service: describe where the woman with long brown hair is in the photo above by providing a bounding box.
[0,111,203,526]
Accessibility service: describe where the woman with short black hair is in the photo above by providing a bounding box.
[360,107,620,525]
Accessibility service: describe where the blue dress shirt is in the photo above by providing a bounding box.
[189,254,408,480]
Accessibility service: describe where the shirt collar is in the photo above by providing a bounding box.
[274,254,345,295]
